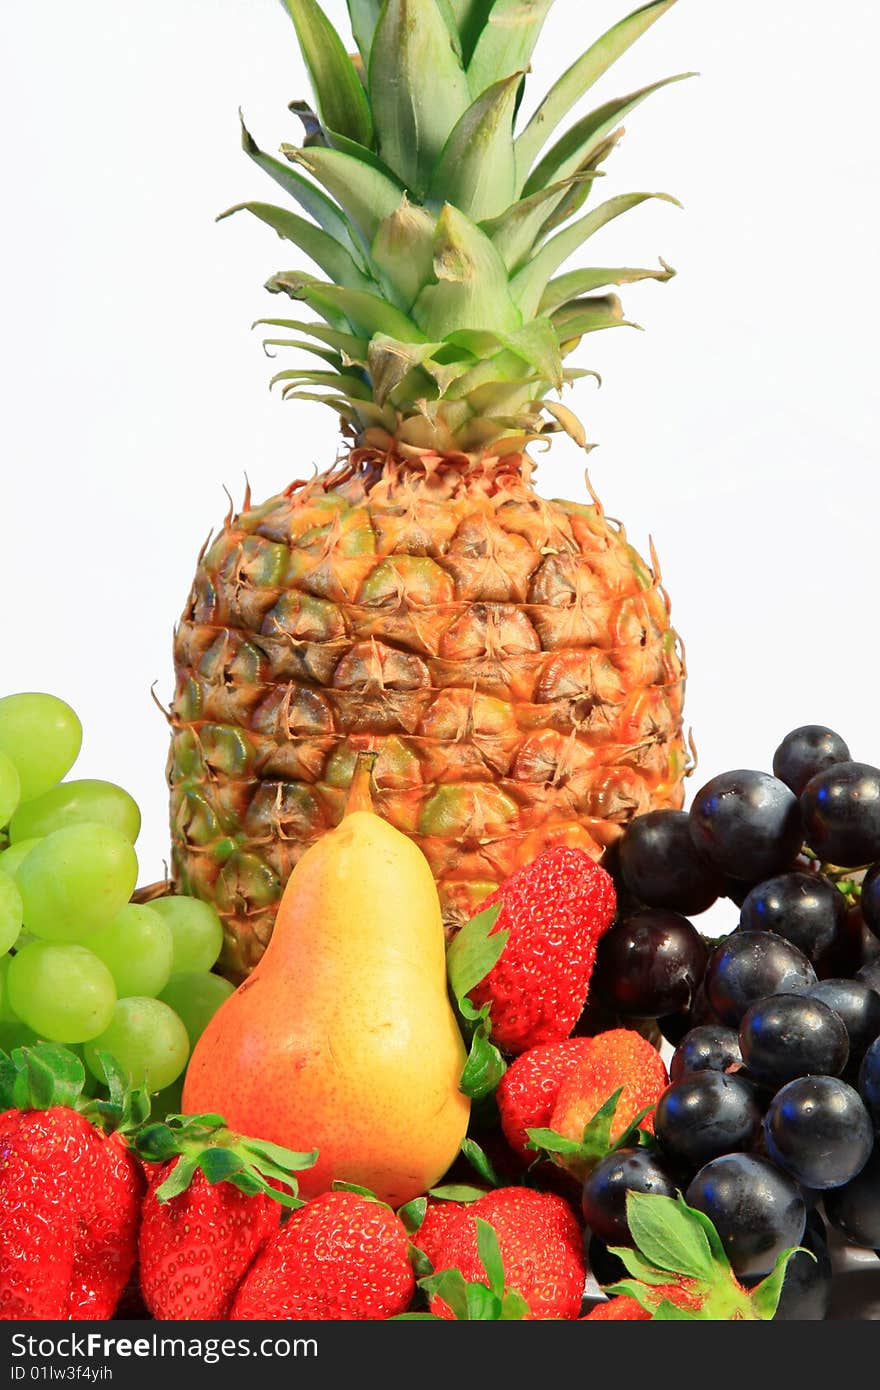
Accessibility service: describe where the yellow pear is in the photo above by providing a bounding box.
[182,756,470,1206]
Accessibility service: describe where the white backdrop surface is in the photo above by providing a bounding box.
[1,0,878,912]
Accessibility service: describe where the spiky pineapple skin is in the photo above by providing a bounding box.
[169,452,685,981]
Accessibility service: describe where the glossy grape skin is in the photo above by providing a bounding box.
[689,770,803,883]
[0,751,21,829]
[0,838,42,880]
[148,896,224,973]
[0,872,23,954]
[858,1036,880,1131]
[686,1153,806,1279]
[747,1214,832,1321]
[669,1023,742,1083]
[856,959,880,993]
[158,971,236,1048]
[654,1072,762,1170]
[86,904,174,999]
[7,941,117,1043]
[819,905,880,979]
[84,997,190,1092]
[824,1146,880,1248]
[10,779,141,846]
[862,865,880,936]
[0,694,82,801]
[581,1147,679,1246]
[592,909,706,1019]
[705,932,817,1027]
[806,979,880,1066]
[739,871,845,965]
[617,810,724,915]
[764,1076,873,1190]
[739,993,849,1087]
[800,762,880,869]
[773,726,852,798]
[16,824,139,943]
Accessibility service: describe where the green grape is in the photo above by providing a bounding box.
[158,971,235,1048]
[87,903,173,999]
[0,954,18,1022]
[149,896,224,973]
[0,838,42,879]
[17,823,138,942]
[84,997,189,1092]
[10,779,141,846]
[0,872,23,953]
[8,941,117,1043]
[0,750,21,829]
[0,1020,39,1052]
[0,693,82,801]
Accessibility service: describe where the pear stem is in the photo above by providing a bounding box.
[345,752,378,816]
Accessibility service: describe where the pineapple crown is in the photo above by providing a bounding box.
[226,0,692,459]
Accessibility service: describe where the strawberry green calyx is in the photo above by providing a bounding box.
[527,1086,654,1176]
[603,1192,809,1321]
[0,1043,150,1134]
[402,1219,531,1321]
[446,903,507,1100]
[132,1112,317,1209]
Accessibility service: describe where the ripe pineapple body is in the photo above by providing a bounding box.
[170,453,684,979]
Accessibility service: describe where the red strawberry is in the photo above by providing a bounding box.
[0,1044,146,1322]
[468,848,616,1054]
[134,1115,316,1321]
[548,1029,667,1178]
[582,1281,704,1319]
[414,1186,586,1320]
[0,1107,85,1320]
[68,1129,146,1320]
[230,1190,415,1321]
[496,1037,595,1160]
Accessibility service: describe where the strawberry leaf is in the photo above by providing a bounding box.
[459,1012,507,1100]
[137,1114,316,1208]
[606,1246,678,1287]
[749,1247,811,1320]
[460,1137,501,1187]
[0,1044,89,1112]
[476,1218,506,1298]
[675,1193,733,1275]
[653,1298,702,1320]
[398,1197,428,1233]
[446,903,505,1001]
[625,1191,716,1282]
[525,1126,584,1156]
[420,1268,473,1321]
[465,1282,503,1319]
[428,1184,487,1202]
[408,1240,435,1280]
[499,1288,531,1319]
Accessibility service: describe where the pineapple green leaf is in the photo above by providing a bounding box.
[449,319,562,389]
[217,202,376,292]
[446,0,487,63]
[481,173,597,273]
[430,73,521,221]
[268,274,426,344]
[269,368,374,399]
[522,72,695,197]
[283,145,404,247]
[515,0,679,177]
[254,317,369,362]
[540,260,674,316]
[346,0,384,62]
[367,336,446,405]
[511,191,679,317]
[553,297,633,347]
[370,198,437,310]
[414,204,523,338]
[369,0,471,196]
[321,130,403,180]
[278,0,374,149]
[260,338,344,369]
[238,114,365,264]
[538,132,622,237]
[466,0,555,98]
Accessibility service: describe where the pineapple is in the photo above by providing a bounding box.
[169,0,691,980]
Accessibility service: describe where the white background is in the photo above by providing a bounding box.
[1,0,878,917]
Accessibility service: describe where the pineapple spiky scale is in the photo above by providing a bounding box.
[171,456,684,979]
[169,0,690,977]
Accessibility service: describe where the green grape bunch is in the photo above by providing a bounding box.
[0,690,235,1109]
